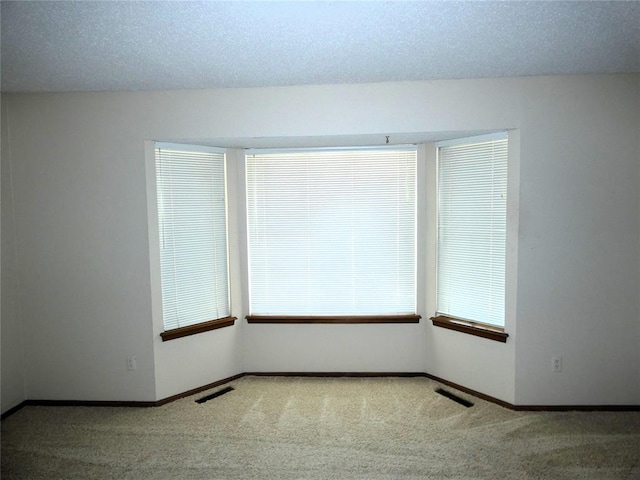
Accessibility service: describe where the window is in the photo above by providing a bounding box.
[246,147,418,322]
[154,143,234,340]
[435,133,508,331]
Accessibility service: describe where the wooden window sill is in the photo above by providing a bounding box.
[160,316,237,342]
[430,315,508,343]
[246,314,421,324]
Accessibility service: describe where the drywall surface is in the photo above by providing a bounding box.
[2,98,158,401]
[3,74,638,405]
[1,97,26,413]
[513,75,640,405]
[243,323,426,374]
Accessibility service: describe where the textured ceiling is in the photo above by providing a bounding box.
[1,1,639,93]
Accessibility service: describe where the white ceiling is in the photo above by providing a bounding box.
[2,1,639,93]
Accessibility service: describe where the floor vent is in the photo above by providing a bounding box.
[435,388,474,408]
[196,386,234,404]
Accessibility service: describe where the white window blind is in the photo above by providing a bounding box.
[246,147,417,316]
[155,144,230,331]
[436,134,508,327]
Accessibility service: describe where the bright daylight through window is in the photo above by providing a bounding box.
[436,134,508,328]
[151,137,507,336]
[154,144,231,334]
[246,147,417,319]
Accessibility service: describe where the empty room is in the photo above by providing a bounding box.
[1,1,639,478]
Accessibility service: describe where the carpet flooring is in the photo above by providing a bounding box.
[2,376,639,479]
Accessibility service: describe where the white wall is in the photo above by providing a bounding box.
[513,75,640,405]
[1,98,27,413]
[1,74,638,407]
[243,324,426,373]
[1,107,158,402]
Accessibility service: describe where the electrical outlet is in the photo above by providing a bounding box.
[551,356,562,373]
[126,355,137,371]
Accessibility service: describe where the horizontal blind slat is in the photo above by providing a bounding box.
[437,137,507,327]
[156,146,230,331]
[247,148,416,316]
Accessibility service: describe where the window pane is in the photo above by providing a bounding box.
[437,135,507,327]
[246,148,417,316]
[155,145,230,330]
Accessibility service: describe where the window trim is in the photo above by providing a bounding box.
[246,314,421,324]
[434,132,508,328]
[149,142,234,340]
[430,315,508,343]
[245,145,419,318]
[160,316,237,341]
[425,131,518,343]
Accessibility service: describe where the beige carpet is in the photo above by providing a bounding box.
[2,376,639,479]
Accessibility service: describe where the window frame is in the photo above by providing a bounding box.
[149,142,236,342]
[428,132,516,342]
[244,145,421,323]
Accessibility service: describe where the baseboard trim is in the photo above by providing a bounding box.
[155,373,245,406]
[3,371,638,420]
[245,372,428,378]
[1,398,154,420]
[423,373,514,409]
[25,399,157,408]
[0,374,245,420]
[1,402,27,420]
[509,404,640,411]
[423,372,640,411]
